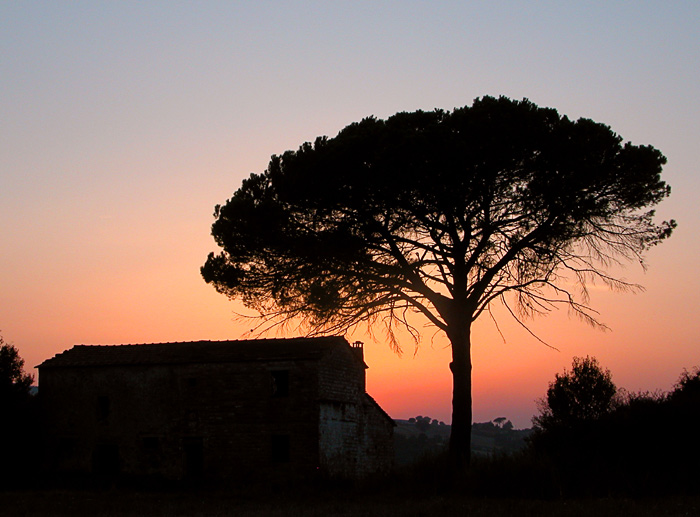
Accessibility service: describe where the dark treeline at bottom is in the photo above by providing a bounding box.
[3,361,699,504]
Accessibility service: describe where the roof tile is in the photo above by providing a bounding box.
[38,336,349,368]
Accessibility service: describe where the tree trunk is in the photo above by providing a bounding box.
[448,322,473,472]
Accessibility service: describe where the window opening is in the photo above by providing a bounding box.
[183,437,204,479]
[271,370,289,397]
[96,396,110,421]
[271,434,290,463]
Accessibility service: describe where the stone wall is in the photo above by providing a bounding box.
[40,339,393,482]
[357,396,395,477]
[316,345,394,478]
[41,358,322,481]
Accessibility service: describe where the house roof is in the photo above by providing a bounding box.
[365,393,397,427]
[38,336,354,369]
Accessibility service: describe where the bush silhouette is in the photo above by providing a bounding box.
[530,359,700,496]
[0,334,38,486]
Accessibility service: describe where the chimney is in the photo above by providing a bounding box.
[351,341,367,391]
[350,340,364,362]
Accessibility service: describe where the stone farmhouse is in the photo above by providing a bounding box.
[38,336,394,482]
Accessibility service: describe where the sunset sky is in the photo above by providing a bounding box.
[2,2,698,428]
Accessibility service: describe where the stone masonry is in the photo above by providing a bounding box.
[38,336,394,482]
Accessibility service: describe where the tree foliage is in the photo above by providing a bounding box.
[529,362,700,496]
[202,96,674,467]
[533,356,617,431]
[203,97,673,339]
[0,333,36,484]
[0,333,33,407]
[670,366,700,404]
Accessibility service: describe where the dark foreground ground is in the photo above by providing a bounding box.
[2,488,700,517]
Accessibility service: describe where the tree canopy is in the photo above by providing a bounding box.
[529,361,700,496]
[202,96,674,468]
[0,334,33,407]
[0,333,36,484]
[533,355,618,431]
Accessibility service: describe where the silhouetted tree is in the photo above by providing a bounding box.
[0,334,33,406]
[667,366,700,466]
[533,356,617,432]
[0,333,36,483]
[415,416,432,432]
[530,362,700,496]
[202,96,674,469]
[670,366,700,404]
[493,417,514,431]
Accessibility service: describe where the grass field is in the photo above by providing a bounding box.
[3,488,700,516]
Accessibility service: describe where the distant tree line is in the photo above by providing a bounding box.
[395,415,530,466]
[408,415,447,432]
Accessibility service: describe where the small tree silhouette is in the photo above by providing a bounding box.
[0,333,33,406]
[0,333,36,485]
[533,356,617,431]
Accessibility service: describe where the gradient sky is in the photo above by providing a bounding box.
[2,1,698,428]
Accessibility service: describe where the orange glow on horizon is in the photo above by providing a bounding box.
[11,248,698,432]
[3,3,697,432]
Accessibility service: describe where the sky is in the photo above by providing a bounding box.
[1,1,698,429]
